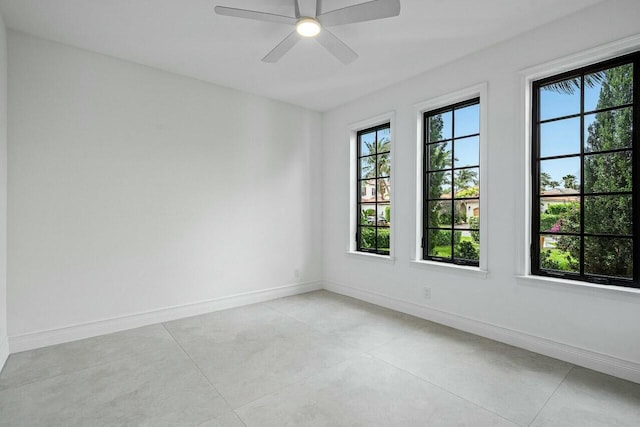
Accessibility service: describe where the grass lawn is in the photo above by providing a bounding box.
[431,236,478,258]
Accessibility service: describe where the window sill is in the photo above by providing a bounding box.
[345,251,395,264]
[515,275,640,297]
[410,260,488,279]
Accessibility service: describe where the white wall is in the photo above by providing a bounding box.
[0,12,7,369]
[322,0,640,378]
[7,31,322,344]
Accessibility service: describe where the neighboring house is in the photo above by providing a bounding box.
[360,179,390,224]
[540,188,580,212]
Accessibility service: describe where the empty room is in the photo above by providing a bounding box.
[0,0,639,425]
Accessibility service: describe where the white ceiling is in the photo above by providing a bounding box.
[0,0,605,111]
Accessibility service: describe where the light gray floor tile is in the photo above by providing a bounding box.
[235,354,517,427]
[164,302,356,408]
[265,290,427,352]
[371,322,572,426]
[531,366,640,427]
[0,324,178,390]
[199,411,246,427]
[0,344,230,427]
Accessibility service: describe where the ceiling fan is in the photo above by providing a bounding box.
[214,0,401,64]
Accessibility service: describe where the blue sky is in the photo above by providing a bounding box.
[537,69,631,189]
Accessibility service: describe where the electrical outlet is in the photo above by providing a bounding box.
[423,287,431,299]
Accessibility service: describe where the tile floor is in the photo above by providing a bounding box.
[1,290,639,426]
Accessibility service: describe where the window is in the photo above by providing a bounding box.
[356,123,391,255]
[423,98,480,265]
[531,52,639,288]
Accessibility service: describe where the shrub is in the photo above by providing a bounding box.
[540,213,560,231]
[455,241,479,260]
[431,231,449,247]
[468,216,480,243]
[385,206,391,223]
[377,228,390,249]
[540,249,560,270]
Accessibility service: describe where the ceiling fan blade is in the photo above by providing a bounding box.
[296,0,318,18]
[315,28,358,64]
[215,6,296,25]
[318,0,400,27]
[262,31,300,63]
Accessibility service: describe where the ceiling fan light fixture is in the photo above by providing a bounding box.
[296,18,321,37]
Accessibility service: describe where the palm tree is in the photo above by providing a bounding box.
[362,136,391,198]
[455,169,478,191]
[562,174,577,190]
[540,172,552,190]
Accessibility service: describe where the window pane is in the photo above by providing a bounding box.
[427,200,452,228]
[377,178,390,202]
[584,63,633,113]
[377,228,390,253]
[584,151,632,193]
[454,103,480,137]
[584,107,633,152]
[454,233,480,262]
[360,204,377,225]
[454,168,479,196]
[427,171,451,199]
[540,157,580,194]
[453,200,475,229]
[584,237,633,279]
[378,205,391,226]
[454,136,479,168]
[428,141,452,170]
[378,128,391,153]
[360,180,376,203]
[539,78,581,121]
[428,111,452,142]
[360,131,376,156]
[539,234,580,273]
[428,229,452,259]
[540,117,580,158]
[584,195,632,236]
[539,199,580,233]
[376,153,390,177]
[359,227,376,249]
[360,157,376,179]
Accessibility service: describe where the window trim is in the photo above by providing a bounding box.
[530,52,639,288]
[414,83,488,273]
[516,34,640,290]
[348,111,396,260]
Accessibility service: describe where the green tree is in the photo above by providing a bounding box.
[361,136,391,198]
[562,174,577,190]
[550,64,633,278]
[540,172,552,190]
[427,114,449,254]
[455,169,478,191]
[581,64,633,278]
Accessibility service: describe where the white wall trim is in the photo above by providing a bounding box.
[324,279,640,384]
[515,34,640,277]
[8,280,322,353]
[347,111,396,256]
[414,83,488,271]
[0,335,8,373]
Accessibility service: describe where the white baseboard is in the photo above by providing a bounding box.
[324,280,640,384]
[0,335,8,373]
[9,280,322,353]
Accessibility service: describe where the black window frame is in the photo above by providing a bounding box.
[356,123,391,256]
[423,98,481,266]
[531,51,640,288]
